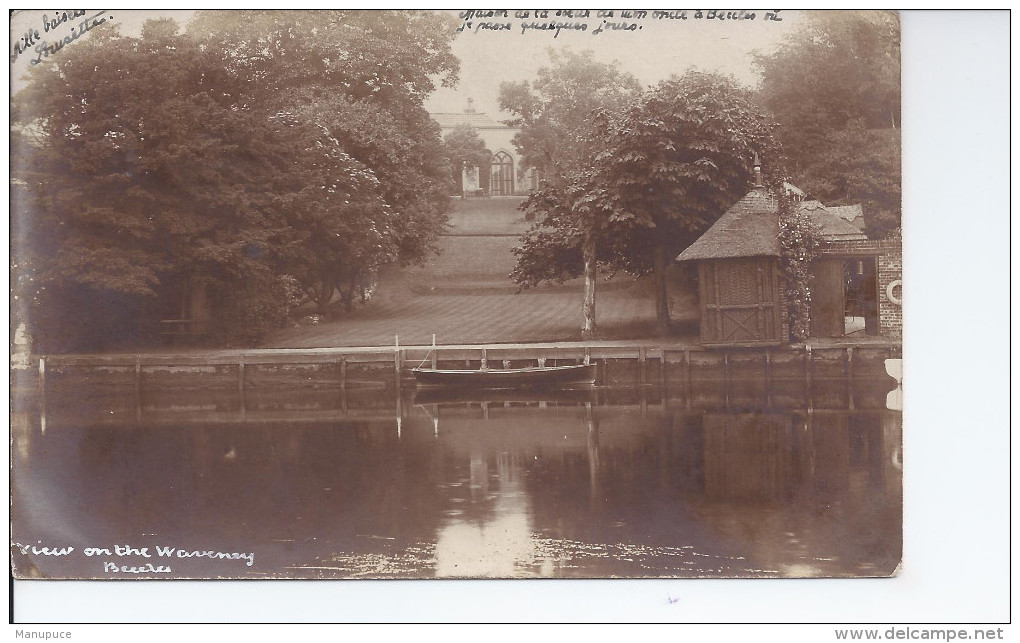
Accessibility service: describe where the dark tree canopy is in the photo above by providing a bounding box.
[12,11,460,350]
[755,10,901,237]
[13,22,292,349]
[189,10,459,307]
[597,72,784,266]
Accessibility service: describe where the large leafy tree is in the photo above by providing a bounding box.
[755,10,900,237]
[265,109,391,314]
[512,71,782,335]
[13,12,461,350]
[189,10,460,294]
[12,20,301,349]
[500,49,641,337]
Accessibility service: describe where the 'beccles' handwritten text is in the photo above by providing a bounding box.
[12,541,255,575]
[455,9,784,37]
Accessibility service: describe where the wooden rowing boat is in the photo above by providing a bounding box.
[412,363,596,388]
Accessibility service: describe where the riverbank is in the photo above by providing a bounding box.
[17,336,902,431]
[263,196,701,348]
[21,333,901,364]
[16,336,902,416]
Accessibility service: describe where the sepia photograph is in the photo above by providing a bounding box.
[6,7,1008,628]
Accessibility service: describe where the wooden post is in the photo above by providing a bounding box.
[238,355,246,421]
[238,355,245,396]
[393,353,401,398]
[764,348,772,409]
[723,351,730,410]
[659,348,667,388]
[135,356,142,422]
[431,350,438,370]
[847,346,855,410]
[396,382,402,440]
[684,349,692,410]
[339,357,348,415]
[38,357,46,433]
[805,345,813,410]
[585,401,601,512]
[395,338,404,439]
[660,349,668,410]
[480,348,487,370]
[640,382,648,417]
[639,347,647,387]
[134,355,142,395]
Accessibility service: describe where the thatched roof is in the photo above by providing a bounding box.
[798,201,868,241]
[827,203,866,233]
[828,203,863,223]
[675,187,780,261]
[675,189,867,263]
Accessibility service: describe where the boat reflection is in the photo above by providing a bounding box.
[11,371,901,579]
[413,386,598,406]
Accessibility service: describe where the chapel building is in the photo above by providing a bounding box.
[432,99,539,196]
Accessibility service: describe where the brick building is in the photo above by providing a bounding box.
[816,237,902,339]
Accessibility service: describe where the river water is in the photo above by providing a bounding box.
[11,362,901,580]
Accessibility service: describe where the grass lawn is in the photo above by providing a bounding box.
[264,198,699,348]
[444,196,529,235]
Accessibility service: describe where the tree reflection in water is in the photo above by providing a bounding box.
[12,367,901,579]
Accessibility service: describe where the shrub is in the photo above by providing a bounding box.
[214,272,295,347]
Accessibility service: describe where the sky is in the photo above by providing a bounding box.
[425,9,803,117]
[9,9,803,116]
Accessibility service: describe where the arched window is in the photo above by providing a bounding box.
[489,150,514,196]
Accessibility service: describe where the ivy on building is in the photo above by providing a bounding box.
[776,188,821,342]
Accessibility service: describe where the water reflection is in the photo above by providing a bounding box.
[11,373,901,579]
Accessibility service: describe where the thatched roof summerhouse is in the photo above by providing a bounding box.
[676,183,871,345]
[675,186,785,346]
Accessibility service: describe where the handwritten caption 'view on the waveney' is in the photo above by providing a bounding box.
[457,9,784,37]
[12,542,255,575]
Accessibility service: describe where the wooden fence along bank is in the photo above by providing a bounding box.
[19,341,903,429]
